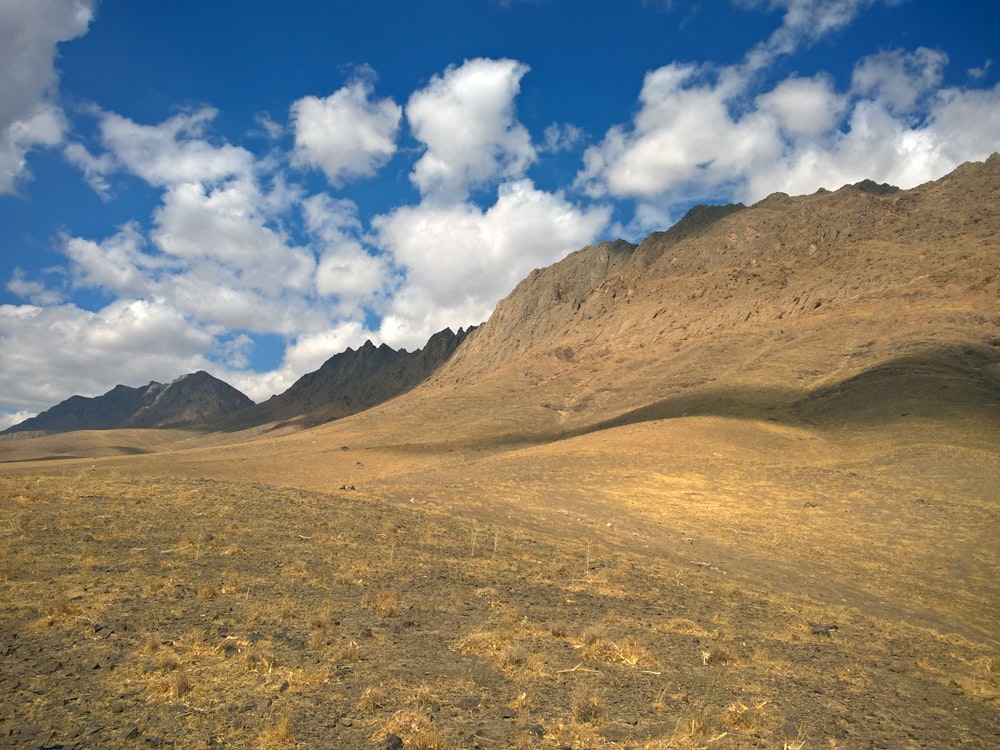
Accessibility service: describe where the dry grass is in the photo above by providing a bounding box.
[571,685,605,724]
[258,713,294,749]
[0,469,995,749]
[378,710,446,749]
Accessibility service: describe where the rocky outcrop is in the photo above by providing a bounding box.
[125,371,255,428]
[224,326,474,429]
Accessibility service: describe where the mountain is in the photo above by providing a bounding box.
[325,153,999,445]
[3,371,254,434]
[5,155,997,443]
[217,326,474,430]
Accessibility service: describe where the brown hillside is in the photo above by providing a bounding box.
[278,153,998,447]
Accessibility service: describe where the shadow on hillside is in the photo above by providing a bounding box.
[552,343,1000,443]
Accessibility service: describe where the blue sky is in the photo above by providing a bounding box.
[1,0,998,428]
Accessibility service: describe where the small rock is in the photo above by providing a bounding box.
[525,722,545,737]
[500,707,517,719]
[383,733,404,750]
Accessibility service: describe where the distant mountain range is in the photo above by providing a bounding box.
[5,153,998,438]
[2,326,473,435]
[3,371,253,434]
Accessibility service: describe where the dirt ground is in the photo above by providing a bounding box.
[1,411,998,749]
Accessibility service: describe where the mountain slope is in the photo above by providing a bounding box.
[219,326,474,430]
[311,153,999,445]
[3,371,253,434]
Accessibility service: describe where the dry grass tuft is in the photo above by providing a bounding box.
[156,649,182,671]
[701,645,735,666]
[662,618,713,637]
[373,589,401,618]
[720,698,772,733]
[358,684,390,712]
[549,619,571,638]
[244,642,277,673]
[334,639,362,662]
[499,640,531,670]
[197,585,218,599]
[258,712,294,749]
[411,683,436,707]
[571,685,604,724]
[379,710,447,750]
[151,669,192,701]
[46,594,77,619]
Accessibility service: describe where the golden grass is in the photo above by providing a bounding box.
[0,467,996,749]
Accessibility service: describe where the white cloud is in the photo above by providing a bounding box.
[0,103,68,194]
[291,73,402,186]
[542,122,585,153]
[406,58,536,201]
[299,194,394,314]
[0,410,37,432]
[743,0,880,71]
[0,0,94,193]
[151,180,314,293]
[756,75,846,138]
[62,141,115,197]
[254,112,285,140]
[578,61,780,199]
[0,299,214,413]
[96,108,254,187]
[63,222,162,295]
[852,47,947,114]
[968,59,992,80]
[579,4,1000,224]
[7,267,65,306]
[373,179,609,349]
[316,243,391,303]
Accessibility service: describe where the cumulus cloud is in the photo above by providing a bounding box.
[63,222,161,295]
[852,47,947,114]
[756,75,846,138]
[96,108,255,187]
[0,298,214,413]
[7,267,65,306]
[0,0,94,193]
[407,58,536,201]
[968,59,992,80]
[303,193,393,313]
[578,4,1000,234]
[742,0,881,71]
[62,141,115,197]
[152,180,314,292]
[373,179,609,349]
[291,72,402,186]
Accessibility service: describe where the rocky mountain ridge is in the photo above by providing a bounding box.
[220,325,474,429]
[5,155,997,439]
[5,326,474,435]
[3,371,254,434]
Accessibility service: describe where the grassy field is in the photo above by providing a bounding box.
[2,410,997,749]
